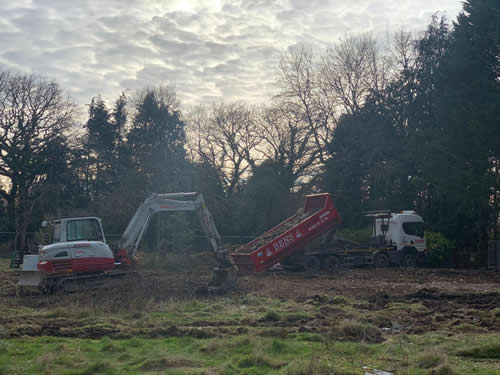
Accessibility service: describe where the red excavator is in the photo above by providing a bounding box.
[17,192,223,292]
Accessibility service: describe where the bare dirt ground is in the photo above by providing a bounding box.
[1,261,499,341]
[241,268,500,335]
[241,267,500,299]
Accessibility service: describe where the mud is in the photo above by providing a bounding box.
[1,266,499,340]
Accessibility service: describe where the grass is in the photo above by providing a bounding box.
[425,364,457,375]
[417,350,445,369]
[491,307,500,320]
[261,310,281,322]
[456,343,500,359]
[3,332,498,374]
[451,323,488,334]
[1,257,500,374]
[1,320,499,375]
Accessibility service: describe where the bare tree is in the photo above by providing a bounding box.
[186,102,260,197]
[257,103,320,189]
[0,70,77,250]
[390,30,416,73]
[276,46,336,165]
[320,34,389,114]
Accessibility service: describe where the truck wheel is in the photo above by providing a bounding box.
[402,253,417,268]
[304,255,321,273]
[374,253,390,268]
[323,256,341,273]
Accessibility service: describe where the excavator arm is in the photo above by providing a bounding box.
[115,192,221,265]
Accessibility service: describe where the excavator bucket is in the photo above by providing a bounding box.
[206,249,237,291]
[209,266,236,287]
[17,271,42,287]
[17,255,43,287]
[209,267,229,287]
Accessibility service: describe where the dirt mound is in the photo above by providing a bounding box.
[408,288,500,311]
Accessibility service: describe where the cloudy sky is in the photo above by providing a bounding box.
[0,0,462,107]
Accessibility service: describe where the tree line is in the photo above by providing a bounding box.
[0,0,498,264]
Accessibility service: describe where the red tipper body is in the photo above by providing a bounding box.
[232,193,341,272]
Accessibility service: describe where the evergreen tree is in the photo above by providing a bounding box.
[325,95,405,226]
[85,97,120,197]
[112,93,127,144]
[238,160,291,236]
[428,0,500,257]
[127,87,187,193]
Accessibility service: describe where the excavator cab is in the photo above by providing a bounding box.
[17,217,115,288]
[42,217,106,244]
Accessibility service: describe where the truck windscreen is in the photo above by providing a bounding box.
[402,222,424,237]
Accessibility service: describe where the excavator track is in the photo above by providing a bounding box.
[17,270,140,295]
[53,271,134,293]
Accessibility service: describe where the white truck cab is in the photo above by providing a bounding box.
[375,211,426,252]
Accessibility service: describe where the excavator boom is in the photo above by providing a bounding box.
[117,192,221,263]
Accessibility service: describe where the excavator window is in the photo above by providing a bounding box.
[53,223,62,242]
[66,219,103,242]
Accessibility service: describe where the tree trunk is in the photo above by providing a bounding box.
[6,190,16,232]
[15,201,26,252]
[15,186,31,253]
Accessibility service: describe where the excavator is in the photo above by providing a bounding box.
[17,192,230,292]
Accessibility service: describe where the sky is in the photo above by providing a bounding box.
[0,0,463,107]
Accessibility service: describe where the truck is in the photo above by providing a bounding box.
[16,192,224,292]
[231,193,426,273]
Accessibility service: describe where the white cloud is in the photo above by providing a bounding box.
[0,0,462,107]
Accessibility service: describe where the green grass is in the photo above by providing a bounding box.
[332,320,383,343]
[456,343,500,359]
[416,350,446,369]
[0,299,498,374]
[0,332,499,374]
[261,310,281,322]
